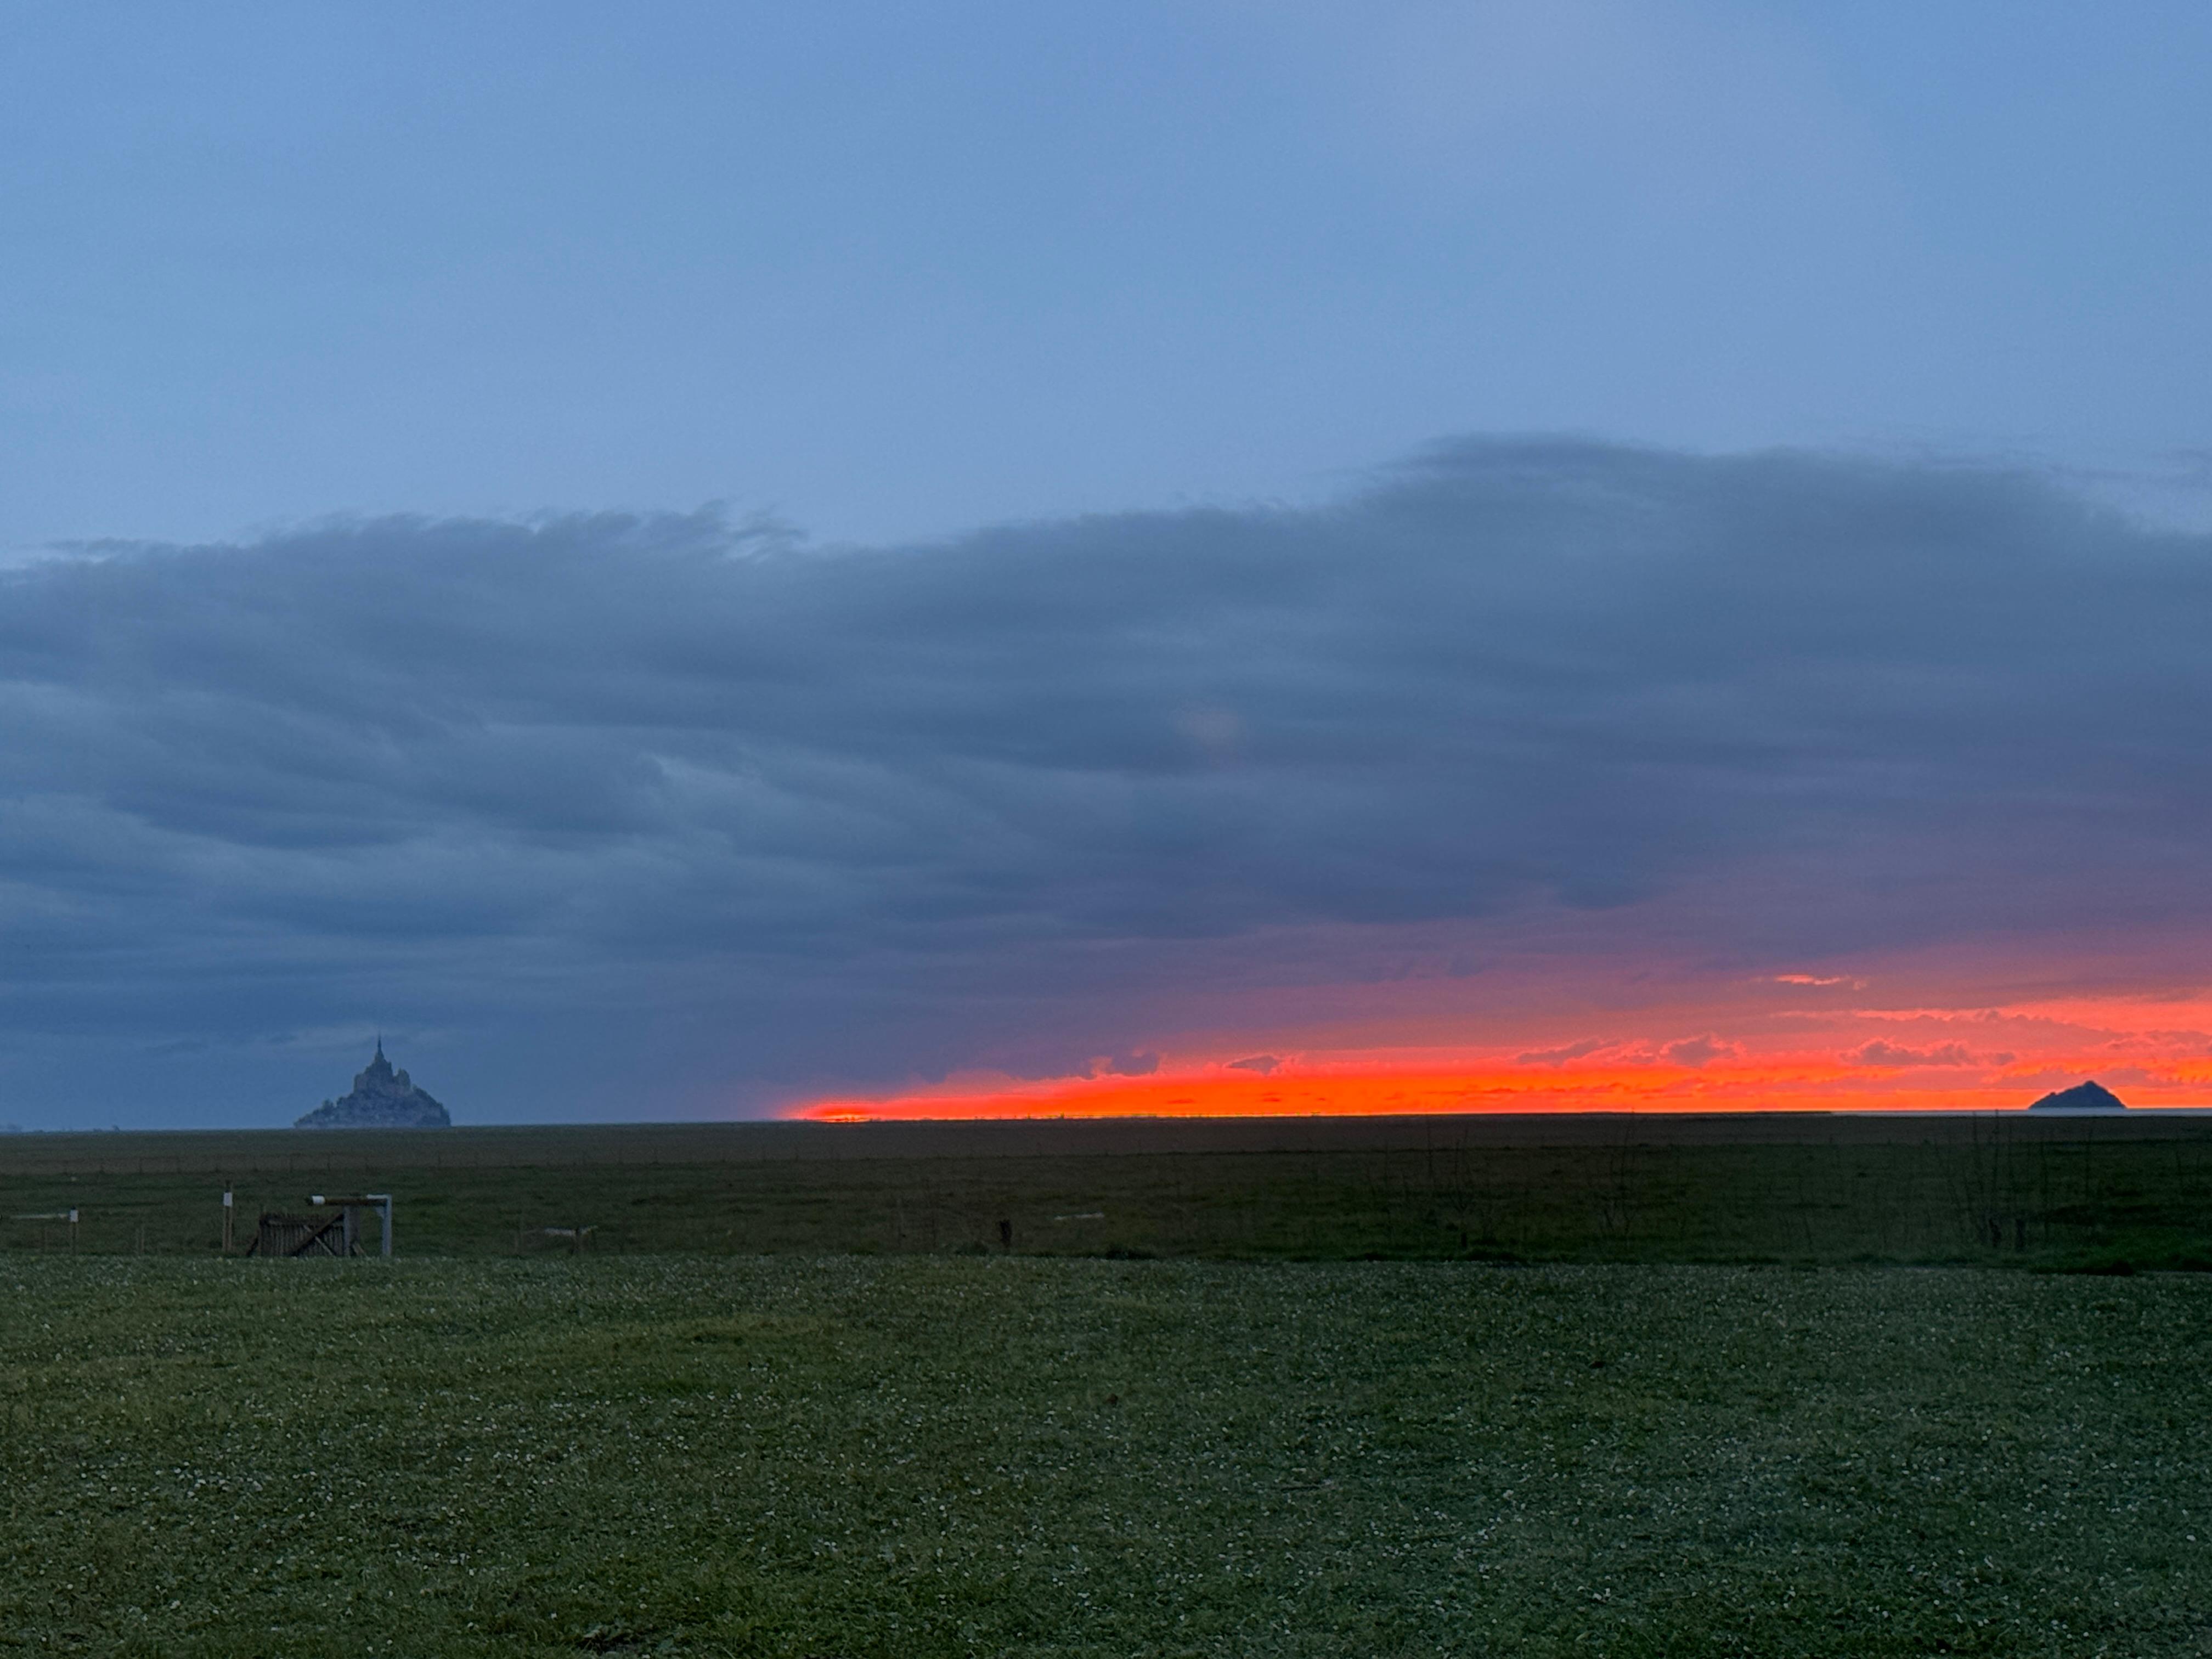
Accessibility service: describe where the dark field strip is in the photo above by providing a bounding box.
[7,1115,2212,1266]
[10,1112,2212,1178]
[2,1258,2209,1657]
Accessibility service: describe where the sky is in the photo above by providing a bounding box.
[2,3,2210,1126]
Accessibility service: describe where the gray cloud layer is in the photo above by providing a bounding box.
[2,441,2205,1122]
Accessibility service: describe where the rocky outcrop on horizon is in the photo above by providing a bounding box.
[295,1041,451,1128]
[2026,1080,2127,1113]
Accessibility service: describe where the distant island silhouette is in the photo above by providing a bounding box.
[295,1039,451,1128]
[2026,1080,2126,1113]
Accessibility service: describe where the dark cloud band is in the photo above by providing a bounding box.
[1,441,2201,1121]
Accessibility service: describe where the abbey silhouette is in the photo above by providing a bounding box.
[295,1039,452,1128]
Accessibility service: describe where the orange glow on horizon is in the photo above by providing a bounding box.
[785,973,2212,1122]
[793,1054,2212,1122]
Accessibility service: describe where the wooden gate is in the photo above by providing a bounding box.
[245,1212,349,1257]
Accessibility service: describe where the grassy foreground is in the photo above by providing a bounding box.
[4,1257,2210,1656]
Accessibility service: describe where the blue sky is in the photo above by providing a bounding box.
[5,1,2209,557]
[4,4,2212,1126]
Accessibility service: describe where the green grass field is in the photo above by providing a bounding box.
[9,1118,2212,1655]
[5,1256,2211,1657]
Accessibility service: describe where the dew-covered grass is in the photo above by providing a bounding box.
[4,1257,2210,1656]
